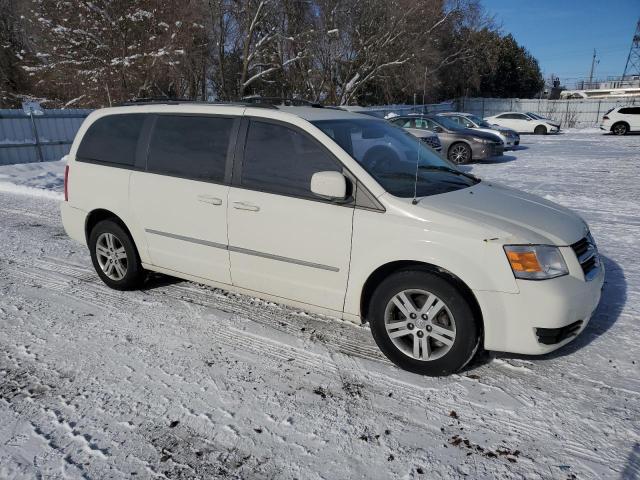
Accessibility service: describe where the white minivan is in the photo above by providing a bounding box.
[61,102,604,376]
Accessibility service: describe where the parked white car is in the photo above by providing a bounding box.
[600,106,640,135]
[485,111,560,134]
[61,102,604,376]
[437,112,520,150]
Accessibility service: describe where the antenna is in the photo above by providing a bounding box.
[411,118,422,205]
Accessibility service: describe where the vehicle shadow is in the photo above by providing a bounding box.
[512,145,528,151]
[466,254,626,369]
[479,154,518,164]
[622,443,640,480]
[141,272,185,290]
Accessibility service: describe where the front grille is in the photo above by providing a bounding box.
[536,320,583,345]
[571,234,599,280]
[421,136,441,150]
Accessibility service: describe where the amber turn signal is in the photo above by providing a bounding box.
[506,250,542,272]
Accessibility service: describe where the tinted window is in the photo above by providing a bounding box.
[241,121,341,198]
[147,115,233,182]
[77,114,145,166]
[619,107,640,114]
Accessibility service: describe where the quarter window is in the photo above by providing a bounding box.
[77,114,145,166]
[147,115,233,182]
[241,121,341,198]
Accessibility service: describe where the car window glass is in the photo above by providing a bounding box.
[77,114,145,166]
[241,121,341,198]
[147,115,233,182]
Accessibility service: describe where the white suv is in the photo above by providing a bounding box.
[600,106,640,135]
[61,102,604,376]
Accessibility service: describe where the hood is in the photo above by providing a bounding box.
[419,181,587,245]
[455,128,502,142]
[491,125,518,135]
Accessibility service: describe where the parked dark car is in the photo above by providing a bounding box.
[390,115,504,164]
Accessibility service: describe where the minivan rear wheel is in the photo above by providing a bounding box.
[368,270,479,376]
[89,219,145,290]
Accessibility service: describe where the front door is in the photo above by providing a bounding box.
[130,113,239,284]
[227,119,354,312]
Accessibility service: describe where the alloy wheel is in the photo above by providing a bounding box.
[95,232,128,281]
[449,145,469,164]
[384,289,456,361]
[613,124,627,135]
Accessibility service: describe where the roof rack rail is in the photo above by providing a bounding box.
[241,96,324,108]
[116,98,279,109]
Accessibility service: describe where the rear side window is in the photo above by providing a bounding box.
[619,107,640,114]
[241,120,341,198]
[77,114,145,166]
[147,115,233,182]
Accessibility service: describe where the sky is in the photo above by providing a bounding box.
[482,0,639,88]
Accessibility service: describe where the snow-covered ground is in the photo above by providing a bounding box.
[0,131,638,479]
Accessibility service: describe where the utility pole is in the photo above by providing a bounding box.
[622,19,640,78]
[588,49,598,86]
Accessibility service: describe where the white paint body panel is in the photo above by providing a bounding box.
[129,172,232,284]
[61,103,605,357]
[227,187,353,312]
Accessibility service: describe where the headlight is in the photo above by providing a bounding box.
[473,137,493,144]
[504,245,568,280]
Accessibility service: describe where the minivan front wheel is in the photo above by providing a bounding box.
[89,219,145,290]
[368,270,479,376]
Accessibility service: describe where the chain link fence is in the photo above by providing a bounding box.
[457,97,640,128]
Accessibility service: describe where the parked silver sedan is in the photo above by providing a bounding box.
[438,112,520,150]
[390,115,504,164]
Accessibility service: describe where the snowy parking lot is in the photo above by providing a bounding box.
[0,130,638,479]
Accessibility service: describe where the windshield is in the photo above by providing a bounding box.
[467,114,492,128]
[312,119,479,198]
[526,112,544,119]
[429,115,464,131]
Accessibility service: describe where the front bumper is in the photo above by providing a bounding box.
[472,142,504,160]
[475,247,605,355]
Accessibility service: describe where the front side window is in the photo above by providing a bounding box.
[147,115,233,182]
[313,119,478,198]
[241,120,341,198]
[77,114,145,166]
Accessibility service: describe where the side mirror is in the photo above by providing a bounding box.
[310,171,347,200]
[433,126,443,133]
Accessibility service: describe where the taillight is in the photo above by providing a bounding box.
[603,116,609,120]
[64,165,69,201]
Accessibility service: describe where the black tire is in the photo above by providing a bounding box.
[88,219,145,290]
[368,269,479,376]
[534,125,547,135]
[611,122,629,136]
[447,142,472,164]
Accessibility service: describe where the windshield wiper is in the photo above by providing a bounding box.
[418,165,479,181]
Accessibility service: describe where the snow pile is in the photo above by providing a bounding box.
[0,131,638,479]
[0,158,65,200]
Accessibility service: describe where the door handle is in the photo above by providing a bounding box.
[197,195,222,206]
[233,201,260,212]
